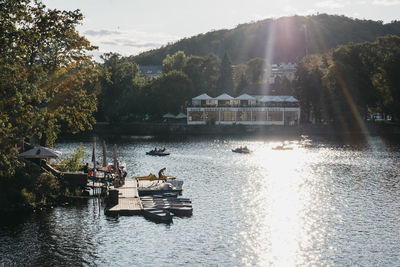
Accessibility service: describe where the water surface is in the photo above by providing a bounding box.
[1,136,400,266]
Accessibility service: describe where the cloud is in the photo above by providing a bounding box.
[83,28,179,58]
[316,0,349,8]
[373,0,400,5]
[101,41,118,46]
[84,29,122,36]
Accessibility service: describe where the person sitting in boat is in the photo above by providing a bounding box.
[158,167,166,179]
[161,147,166,152]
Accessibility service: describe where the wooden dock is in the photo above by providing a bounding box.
[105,178,143,216]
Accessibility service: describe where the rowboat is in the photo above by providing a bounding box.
[142,208,173,223]
[146,151,170,156]
[232,147,251,154]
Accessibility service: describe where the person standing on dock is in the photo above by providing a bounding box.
[158,167,166,179]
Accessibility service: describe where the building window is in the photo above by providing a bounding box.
[189,111,203,121]
[221,111,235,121]
[205,111,218,122]
[268,111,283,121]
[237,111,251,121]
[253,111,267,121]
[284,111,298,125]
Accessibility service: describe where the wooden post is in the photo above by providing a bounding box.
[113,144,117,171]
[102,140,107,167]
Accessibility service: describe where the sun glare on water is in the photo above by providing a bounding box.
[237,141,316,266]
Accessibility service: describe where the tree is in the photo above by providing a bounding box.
[148,71,194,116]
[200,54,221,96]
[245,58,268,84]
[0,0,99,178]
[98,53,143,122]
[216,52,234,95]
[183,56,205,96]
[162,51,188,73]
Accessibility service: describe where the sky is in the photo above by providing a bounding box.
[43,0,400,59]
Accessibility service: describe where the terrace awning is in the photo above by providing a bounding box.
[163,113,176,119]
[215,93,234,100]
[175,113,187,119]
[192,93,213,100]
[235,94,256,100]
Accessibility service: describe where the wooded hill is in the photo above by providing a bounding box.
[132,14,400,65]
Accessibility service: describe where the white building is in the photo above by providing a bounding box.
[270,62,296,83]
[187,93,300,126]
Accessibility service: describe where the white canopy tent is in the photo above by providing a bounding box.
[175,113,187,119]
[163,113,176,119]
[18,146,61,159]
[215,93,234,100]
[192,93,213,100]
[235,94,256,100]
[259,95,298,103]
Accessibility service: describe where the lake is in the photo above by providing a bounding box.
[1,135,400,266]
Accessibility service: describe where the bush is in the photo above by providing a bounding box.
[58,144,85,172]
[34,172,60,205]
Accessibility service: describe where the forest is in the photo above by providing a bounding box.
[132,14,400,65]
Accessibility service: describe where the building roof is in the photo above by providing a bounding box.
[163,113,176,119]
[139,65,162,76]
[18,146,61,159]
[192,93,213,100]
[175,112,187,119]
[259,96,299,102]
[215,93,234,100]
[235,93,256,101]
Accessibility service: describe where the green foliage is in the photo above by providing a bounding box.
[216,52,234,95]
[162,51,188,73]
[147,71,194,116]
[132,14,400,65]
[98,53,144,122]
[0,1,99,212]
[58,144,85,172]
[33,173,60,204]
[245,58,269,84]
[293,35,400,127]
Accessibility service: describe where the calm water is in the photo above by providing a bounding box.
[2,136,400,266]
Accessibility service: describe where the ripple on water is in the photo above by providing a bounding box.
[2,136,400,266]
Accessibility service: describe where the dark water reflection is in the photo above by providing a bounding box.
[2,136,400,266]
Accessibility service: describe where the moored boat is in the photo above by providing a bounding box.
[232,147,251,154]
[167,206,193,217]
[142,208,173,223]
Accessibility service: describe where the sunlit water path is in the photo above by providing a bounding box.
[2,136,400,266]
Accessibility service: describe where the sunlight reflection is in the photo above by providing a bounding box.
[239,142,314,266]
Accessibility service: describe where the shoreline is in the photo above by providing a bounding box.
[59,121,400,141]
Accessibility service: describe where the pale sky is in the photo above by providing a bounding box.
[44,0,400,59]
